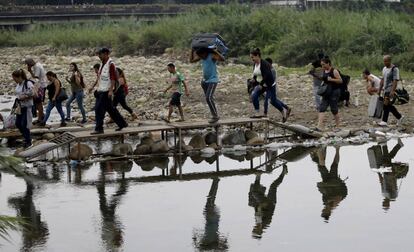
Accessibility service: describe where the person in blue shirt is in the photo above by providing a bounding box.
[190,48,224,124]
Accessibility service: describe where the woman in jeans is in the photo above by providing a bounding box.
[113,67,137,120]
[65,62,87,124]
[40,71,66,127]
[12,69,34,148]
[317,58,343,130]
[250,48,290,122]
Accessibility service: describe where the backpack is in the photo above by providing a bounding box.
[336,69,351,104]
[23,80,36,99]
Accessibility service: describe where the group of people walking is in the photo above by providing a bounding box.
[10,48,137,147]
[309,54,405,131]
[7,45,407,149]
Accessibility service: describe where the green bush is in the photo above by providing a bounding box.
[1,5,414,71]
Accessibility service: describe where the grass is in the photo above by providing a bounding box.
[1,4,414,71]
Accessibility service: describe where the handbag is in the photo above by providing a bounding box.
[317,82,332,97]
[392,87,409,105]
[11,98,22,115]
[4,114,16,129]
[57,87,68,102]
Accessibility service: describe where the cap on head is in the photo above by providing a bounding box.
[167,62,175,68]
[98,47,111,54]
[24,58,35,65]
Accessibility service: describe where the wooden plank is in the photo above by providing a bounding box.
[170,117,268,129]
[0,126,88,138]
[269,121,322,138]
[71,125,175,140]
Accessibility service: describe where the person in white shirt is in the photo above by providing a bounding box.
[12,69,34,148]
[89,48,128,135]
[25,58,47,123]
[363,69,381,117]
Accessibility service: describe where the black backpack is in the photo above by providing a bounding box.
[390,65,409,105]
[337,70,350,105]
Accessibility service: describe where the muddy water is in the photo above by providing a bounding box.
[1,138,413,252]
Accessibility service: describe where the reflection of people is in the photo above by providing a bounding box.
[248,165,287,239]
[312,146,347,221]
[8,182,49,251]
[367,139,408,210]
[97,163,129,250]
[193,178,228,251]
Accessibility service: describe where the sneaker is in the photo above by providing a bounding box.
[250,111,261,118]
[80,119,88,124]
[397,115,405,126]
[65,118,71,122]
[23,142,33,149]
[208,117,219,124]
[377,121,388,127]
[115,123,128,131]
[60,122,67,127]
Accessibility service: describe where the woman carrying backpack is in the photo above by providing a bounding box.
[40,71,67,127]
[113,67,138,120]
[317,58,343,130]
[65,62,87,124]
[250,48,291,122]
[12,69,35,148]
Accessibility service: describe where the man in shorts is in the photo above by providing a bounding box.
[25,58,47,123]
[163,63,189,123]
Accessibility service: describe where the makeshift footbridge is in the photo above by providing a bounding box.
[14,117,322,161]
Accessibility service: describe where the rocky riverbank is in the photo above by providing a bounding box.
[1,46,413,132]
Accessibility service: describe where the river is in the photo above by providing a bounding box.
[0,137,413,252]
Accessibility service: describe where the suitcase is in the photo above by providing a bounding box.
[374,96,384,119]
[368,95,378,117]
[191,33,229,57]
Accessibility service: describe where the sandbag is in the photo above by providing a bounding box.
[17,142,58,158]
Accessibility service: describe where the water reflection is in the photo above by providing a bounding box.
[69,160,93,184]
[97,161,130,250]
[249,165,287,239]
[311,146,348,221]
[8,181,49,251]
[193,178,229,251]
[3,138,414,251]
[367,140,409,210]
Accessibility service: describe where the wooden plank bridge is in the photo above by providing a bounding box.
[6,117,321,161]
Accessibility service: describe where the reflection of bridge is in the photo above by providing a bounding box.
[14,117,321,161]
[68,146,316,186]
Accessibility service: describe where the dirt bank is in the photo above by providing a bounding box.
[0,46,413,132]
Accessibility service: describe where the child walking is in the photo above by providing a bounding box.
[163,63,189,123]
